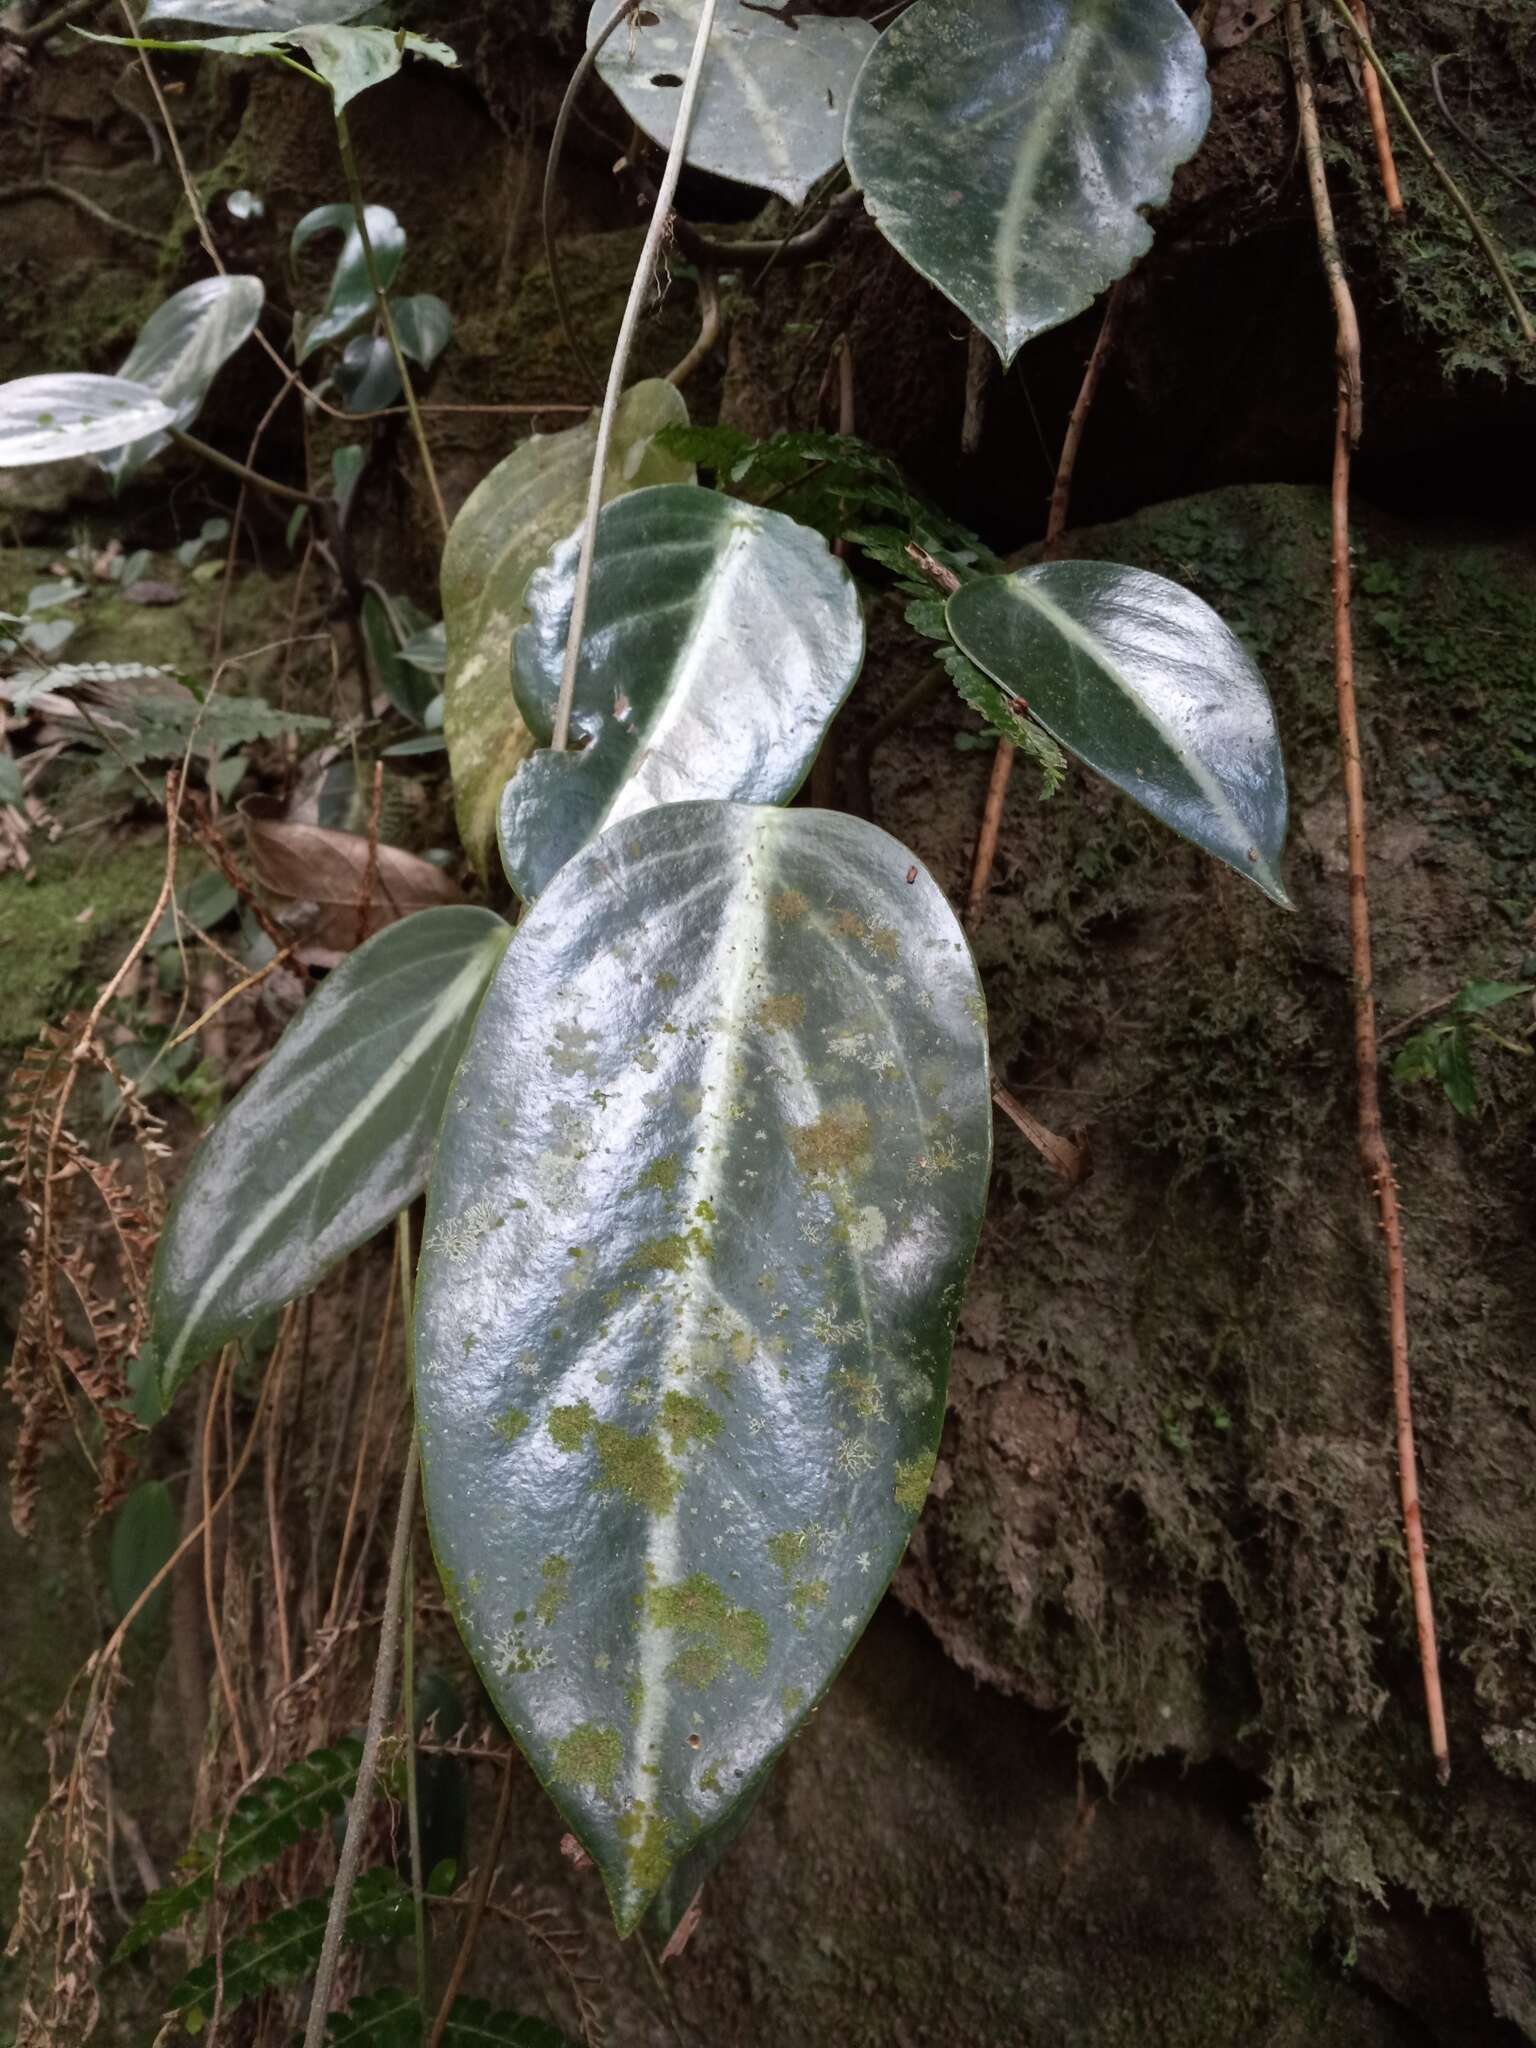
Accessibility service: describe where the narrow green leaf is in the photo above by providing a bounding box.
[292,204,406,362]
[83,25,458,108]
[108,1480,177,1636]
[947,562,1290,904]
[439,381,692,879]
[0,754,24,809]
[845,0,1210,364]
[1452,981,1533,1017]
[499,484,864,901]
[1436,1025,1478,1116]
[115,1738,364,1960]
[168,1866,407,2019]
[0,373,176,468]
[589,0,874,204]
[416,802,991,1936]
[149,905,511,1400]
[363,589,438,726]
[99,276,265,483]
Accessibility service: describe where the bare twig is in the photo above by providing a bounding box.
[1289,0,1450,1785]
[0,180,161,246]
[1351,1,1404,216]
[992,1082,1086,1184]
[665,268,721,389]
[551,0,721,754]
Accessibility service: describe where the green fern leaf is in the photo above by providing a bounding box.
[309,1986,422,2045]
[440,1998,575,2046]
[171,1866,409,2025]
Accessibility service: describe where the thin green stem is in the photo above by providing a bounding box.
[167,427,323,508]
[1322,0,1535,345]
[550,0,722,753]
[333,102,450,537]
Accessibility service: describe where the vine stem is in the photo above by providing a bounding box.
[550,0,722,753]
[1287,0,1450,1785]
[1350,0,1403,217]
[301,1213,422,2048]
[333,103,450,538]
[1322,0,1535,346]
[167,428,324,509]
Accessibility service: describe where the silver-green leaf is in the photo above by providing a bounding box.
[83,25,458,109]
[99,275,265,483]
[947,562,1290,904]
[143,0,369,23]
[0,374,176,468]
[844,0,1210,364]
[415,802,991,1936]
[499,484,864,902]
[149,906,511,1401]
[440,382,692,880]
[589,0,875,205]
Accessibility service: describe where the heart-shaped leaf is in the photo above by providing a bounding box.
[393,294,453,371]
[589,0,875,205]
[336,334,402,414]
[0,374,176,468]
[99,275,265,483]
[149,905,510,1401]
[415,802,991,1935]
[499,484,864,902]
[292,204,406,362]
[844,0,1210,364]
[84,25,458,109]
[947,562,1290,904]
[440,381,692,880]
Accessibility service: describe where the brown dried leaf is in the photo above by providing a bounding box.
[240,793,462,957]
[1208,0,1279,49]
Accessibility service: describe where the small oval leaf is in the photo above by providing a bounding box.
[150,905,511,1399]
[101,275,265,483]
[947,562,1290,904]
[499,484,865,901]
[589,0,875,205]
[845,0,1210,364]
[416,802,991,1935]
[0,374,177,468]
[440,382,693,879]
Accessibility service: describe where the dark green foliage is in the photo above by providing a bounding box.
[441,1999,575,2045]
[114,1738,364,1960]
[308,1986,422,2045]
[169,1866,410,2023]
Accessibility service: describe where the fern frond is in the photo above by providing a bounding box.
[169,1866,409,2027]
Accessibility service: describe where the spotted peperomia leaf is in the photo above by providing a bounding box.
[415,802,991,1934]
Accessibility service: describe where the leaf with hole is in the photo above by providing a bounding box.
[84,25,459,108]
[148,905,510,1401]
[415,801,991,1936]
[499,484,864,902]
[844,0,1210,364]
[115,1738,364,1959]
[947,562,1290,904]
[440,380,692,879]
[588,0,875,205]
[98,275,265,484]
[0,374,176,468]
[292,203,406,362]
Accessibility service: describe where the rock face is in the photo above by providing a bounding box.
[3,2,1536,2041]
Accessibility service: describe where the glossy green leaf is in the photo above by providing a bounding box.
[589,0,875,205]
[115,1738,364,1960]
[499,485,864,902]
[84,25,458,109]
[0,373,175,468]
[394,293,453,370]
[292,204,405,362]
[363,589,438,725]
[947,562,1290,904]
[844,0,1211,364]
[108,1479,177,1636]
[99,275,265,483]
[416,802,991,1935]
[169,1866,407,2022]
[149,906,511,1400]
[336,333,401,413]
[440,381,692,879]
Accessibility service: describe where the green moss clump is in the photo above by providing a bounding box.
[492,1408,529,1444]
[548,1400,596,1453]
[593,1423,679,1513]
[617,1800,670,1895]
[767,1529,807,1579]
[787,1104,871,1178]
[553,1722,622,1801]
[535,1554,570,1626]
[788,1579,829,1626]
[893,1454,935,1514]
[639,1155,680,1194]
[660,1390,721,1452]
[646,1572,769,1688]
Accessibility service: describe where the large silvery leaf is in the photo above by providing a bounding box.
[588,0,875,205]
[499,485,864,902]
[440,382,692,880]
[100,275,265,483]
[150,906,510,1400]
[415,802,991,1935]
[84,26,458,108]
[292,205,405,362]
[0,375,175,468]
[844,0,1210,364]
[143,0,370,23]
[948,562,1291,905]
